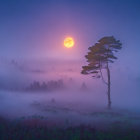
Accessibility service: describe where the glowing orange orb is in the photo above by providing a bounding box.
[64,37,74,48]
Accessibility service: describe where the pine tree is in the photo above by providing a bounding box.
[81,36,122,109]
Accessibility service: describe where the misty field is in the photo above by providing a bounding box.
[0,90,140,140]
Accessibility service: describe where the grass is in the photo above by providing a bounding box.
[0,116,140,140]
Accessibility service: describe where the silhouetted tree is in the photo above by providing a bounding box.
[31,81,40,91]
[80,82,88,91]
[41,82,48,91]
[81,36,122,109]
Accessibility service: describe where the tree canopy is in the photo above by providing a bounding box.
[81,36,122,79]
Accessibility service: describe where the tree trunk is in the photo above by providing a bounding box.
[107,63,111,109]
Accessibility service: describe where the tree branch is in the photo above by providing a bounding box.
[100,68,108,85]
[99,61,108,85]
[99,60,108,85]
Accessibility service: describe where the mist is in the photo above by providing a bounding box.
[0,57,140,123]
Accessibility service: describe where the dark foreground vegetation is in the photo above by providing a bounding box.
[0,116,140,140]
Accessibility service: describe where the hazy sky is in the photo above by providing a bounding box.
[0,0,140,59]
[0,0,140,80]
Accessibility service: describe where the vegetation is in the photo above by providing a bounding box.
[82,36,122,109]
[26,79,65,92]
[0,117,140,140]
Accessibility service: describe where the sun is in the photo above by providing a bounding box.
[64,37,74,48]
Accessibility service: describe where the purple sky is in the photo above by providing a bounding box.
[0,0,140,83]
[0,0,140,59]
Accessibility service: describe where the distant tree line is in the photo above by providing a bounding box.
[26,79,65,92]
